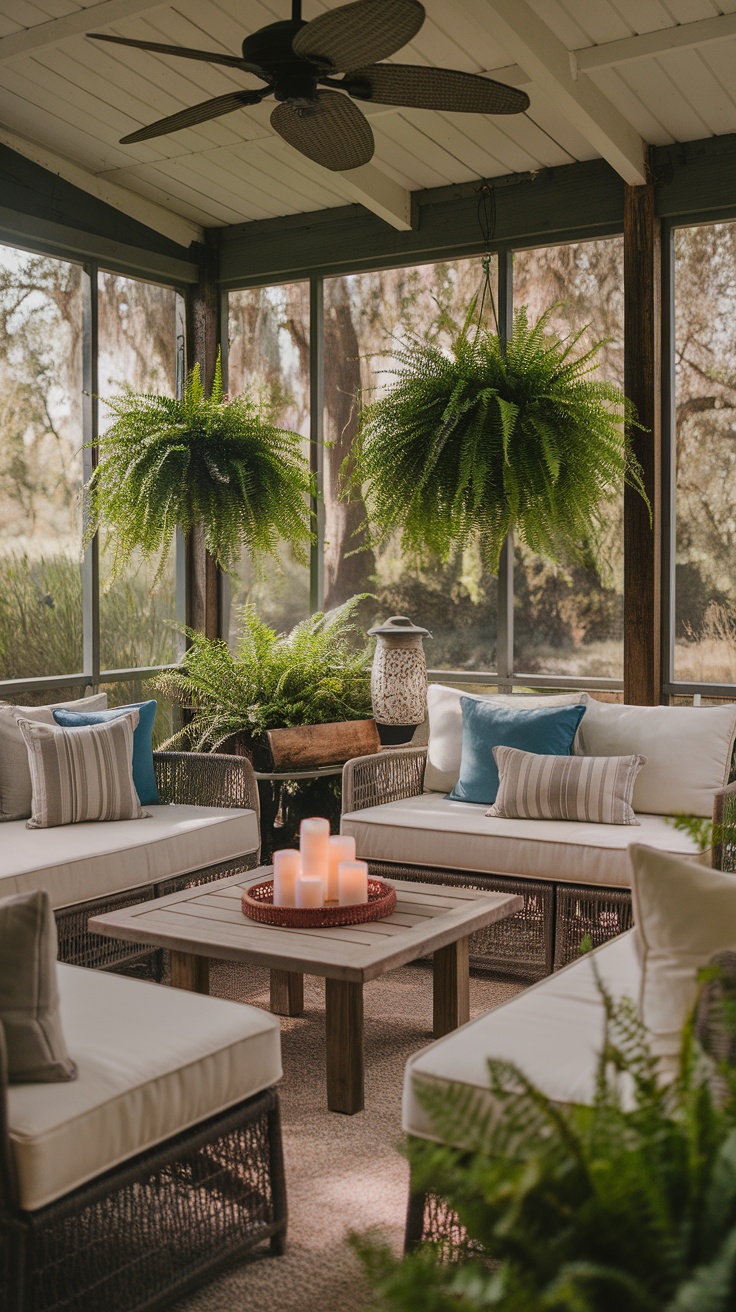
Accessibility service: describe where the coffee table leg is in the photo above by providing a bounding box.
[270,969,304,1016]
[325,978,364,1114]
[171,950,210,995]
[433,936,470,1037]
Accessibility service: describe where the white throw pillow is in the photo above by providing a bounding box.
[424,684,586,794]
[0,694,108,822]
[574,693,736,818]
[630,843,736,1074]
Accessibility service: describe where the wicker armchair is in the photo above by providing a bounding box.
[343,750,729,979]
[55,751,261,972]
[0,993,287,1312]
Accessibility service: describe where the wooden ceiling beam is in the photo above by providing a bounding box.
[472,0,647,185]
[575,11,736,74]
[0,127,203,248]
[0,0,170,62]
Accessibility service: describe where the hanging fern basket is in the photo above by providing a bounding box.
[354,301,647,573]
[84,351,314,585]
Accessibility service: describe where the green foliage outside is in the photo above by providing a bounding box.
[154,595,372,753]
[358,975,736,1312]
[0,550,174,680]
[84,351,314,585]
[355,305,646,575]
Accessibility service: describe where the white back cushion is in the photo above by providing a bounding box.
[574,693,736,817]
[424,684,586,794]
[0,694,108,822]
[630,843,736,1074]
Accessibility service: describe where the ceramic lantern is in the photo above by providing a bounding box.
[368,615,431,745]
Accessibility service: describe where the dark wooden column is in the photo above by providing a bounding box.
[623,182,662,705]
[185,229,222,640]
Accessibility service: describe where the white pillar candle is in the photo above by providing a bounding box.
[295,875,324,909]
[300,817,330,885]
[272,848,301,907]
[326,834,356,902]
[338,860,369,906]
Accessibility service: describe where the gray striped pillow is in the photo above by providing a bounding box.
[16,712,145,829]
[487,745,647,825]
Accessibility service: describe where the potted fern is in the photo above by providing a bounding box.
[153,595,375,771]
[84,352,313,583]
[354,305,647,572]
[357,970,736,1312]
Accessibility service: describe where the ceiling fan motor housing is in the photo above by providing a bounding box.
[242,19,322,105]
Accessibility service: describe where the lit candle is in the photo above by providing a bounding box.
[295,875,324,909]
[300,817,330,886]
[338,860,369,906]
[272,848,301,907]
[327,834,356,903]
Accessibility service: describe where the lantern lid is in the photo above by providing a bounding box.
[368,614,431,638]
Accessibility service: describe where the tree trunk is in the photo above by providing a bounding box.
[322,278,376,608]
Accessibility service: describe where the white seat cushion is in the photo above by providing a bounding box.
[7,963,282,1211]
[342,793,701,889]
[403,932,639,1146]
[0,803,259,909]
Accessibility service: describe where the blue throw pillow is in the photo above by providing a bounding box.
[448,698,586,806]
[52,700,159,805]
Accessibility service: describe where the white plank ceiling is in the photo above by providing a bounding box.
[0,0,735,239]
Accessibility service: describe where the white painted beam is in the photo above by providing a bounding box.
[574,11,736,75]
[334,162,411,231]
[272,140,411,231]
[471,0,647,185]
[0,0,169,62]
[0,127,204,247]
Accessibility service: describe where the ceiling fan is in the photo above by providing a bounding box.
[87,0,529,172]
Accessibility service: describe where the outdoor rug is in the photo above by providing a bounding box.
[173,960,525,1312]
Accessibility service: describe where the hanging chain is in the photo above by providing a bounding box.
[475,180,499,337]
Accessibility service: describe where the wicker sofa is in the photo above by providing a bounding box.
[0,751,261,973]
[0,959,286,1312]
[402,818,736,1251]
[341,692,736,978]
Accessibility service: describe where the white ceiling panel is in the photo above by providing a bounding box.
[0,0,734,234]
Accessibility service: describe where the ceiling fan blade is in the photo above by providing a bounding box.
[120,91,266,145]
[271,90,374,171]
[87,33,269,80]
[340,64,530,114]
[293,0,424,72]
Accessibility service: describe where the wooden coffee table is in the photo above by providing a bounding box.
[90,870,523,1115]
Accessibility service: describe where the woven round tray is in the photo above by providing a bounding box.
[241,877,396,928]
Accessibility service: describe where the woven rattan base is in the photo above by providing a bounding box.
[2,1088,286,1312]
[365,861,554,979]
[553,884,633,970]
[55,854,259,973]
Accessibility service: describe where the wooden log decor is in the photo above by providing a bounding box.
[265,719,380,770]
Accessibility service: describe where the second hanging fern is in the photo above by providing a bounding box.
[354,305,647,573]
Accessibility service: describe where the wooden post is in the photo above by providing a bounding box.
[185,229,222,640]
[623,181,662,705]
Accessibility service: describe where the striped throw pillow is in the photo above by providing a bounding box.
[487,745,647,825]
[16,712,145,829]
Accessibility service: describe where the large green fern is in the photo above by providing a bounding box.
[154,595,373,752]
[354,305,647,573]
[356,973,736,1312]
[84,351,313,584]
